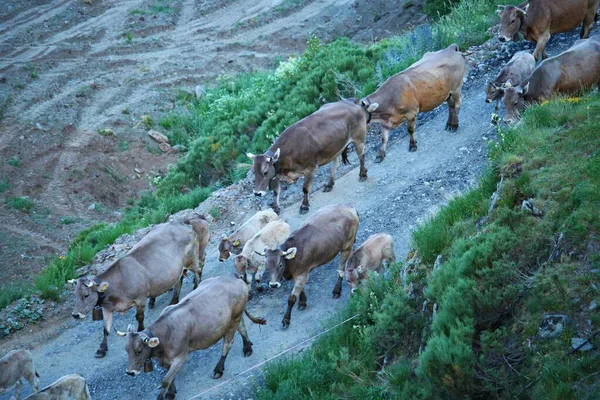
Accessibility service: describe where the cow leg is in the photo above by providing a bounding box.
[446,93,460,131]
[375,127,390,163]
[15,380,22,400]
[533,31,550,62]
[165,381,177,400]
[169,275,183,305]
[324,156,340,192]
[270,178,281,214]
[255,264,266,292]
[237,318,254,357]
[135,305,145,331]
[213,327,236,379]
[581,9,596,38]
[23,363,39,393]
[300,169,316,214]
[333,246,353,298]
[157,356,186,400]
[298,290,307,310]
[407,117,418,152]
[355,141,367,181]
[95,309,113,358]
[148,297,156,309]
[283,278,306,328]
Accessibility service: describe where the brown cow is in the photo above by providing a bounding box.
[485,51,536,113]
[359,44,466,158]
[344,233,396,294]
[119,274,266,400]
[263,204,359,328]
[248,99,368,214]
[233,219,291,291]
[0,349,39,400]
[218,209,278,261]
[501,36,600,124]
[70,217,209,358]
[497,0,599,61]
[23,374,90,400]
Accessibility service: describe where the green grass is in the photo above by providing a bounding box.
[8,156,20,167]
[0,179,8,194]
[7,197,35,213]
[0,283,29,310]
[255,93,600,399]
[129,8,146,15]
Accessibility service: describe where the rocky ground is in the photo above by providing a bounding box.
[0,0,426,295]
[0,2,597,399]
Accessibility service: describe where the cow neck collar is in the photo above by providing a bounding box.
[265,149,279,175]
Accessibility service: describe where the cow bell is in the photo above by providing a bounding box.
[144,359,154,373]
[92,306,104,321]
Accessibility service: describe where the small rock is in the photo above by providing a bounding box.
[159,142,171,152]
[571,338,593,352]
[230,221,236,226]
[148,130,169,144]
[88,203,96,210]
[167,144,187,155]
[538,314,569,339]
[134,168,142,174]
[195,85,205,98]
[521,199,543,217]
[459,146,468,152]
[433,255,443,270]
[589,300,597,310]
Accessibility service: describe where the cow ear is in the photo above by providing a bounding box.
[246,152,256,160]
[127,324,135,333]
[272,148,280,163]
[284,247,297,259]
[522,82,529,95]
[98,282,109,293]
[147,337,160,348]
[521,3,529,15]
[367,103,379,112]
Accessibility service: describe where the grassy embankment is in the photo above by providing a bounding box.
[255,94,600,399]
[0,0,513,315]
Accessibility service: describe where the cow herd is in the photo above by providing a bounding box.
[3,2,600,399]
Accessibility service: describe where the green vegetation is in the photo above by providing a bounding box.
[8,156,20,167]
[125,30,134,44]
[61,216,78,225]
[0,284,27,310]
[255,93,600,399]
[7,196,35,213]
[119,140,129,151]
[129,8,146,16]
[0,179,8,194]
[14,81,24,89]
[425,0,461,18]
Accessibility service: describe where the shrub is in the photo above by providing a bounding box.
[7,196,35,213]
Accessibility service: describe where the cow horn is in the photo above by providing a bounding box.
[367,103,379,112]
[517,4,528,15]
[84,279,95,288]
[497,4,506,9]
[246,152,256,159]
[254,250,266,257]
[67,279,77,284]
[115,329,127,337]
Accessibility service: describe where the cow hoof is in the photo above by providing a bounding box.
[256,284,264,293]
[445,124,458,131]
[282,319,290,329]
[323,184,333,193]
[359,175,367,182]
[332,292,341,299]
[212,371,223,379]
[298,303,306,311]
[243,347,253,357]
[409,145,418,153]
[271,205,280,215]
[374,155,385,163]
[299,206,309,215]
[95,349,107,358]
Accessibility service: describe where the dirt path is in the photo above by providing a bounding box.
[0,0,426,299]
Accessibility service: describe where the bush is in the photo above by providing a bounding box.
[7,196,35,213]
[424,0,461,18]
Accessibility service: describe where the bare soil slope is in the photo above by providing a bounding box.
[0,0,425,289]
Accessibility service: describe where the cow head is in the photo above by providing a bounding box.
[263,247,297,288]
[501,83,529,124]
[233,254,249,281]
[124,325,158,376]
[485,80,505,103]
[219,235,232,261]
[248,148,280,196]
[344,266,363,294]
[71,278,109,319]
[497,4,529,43]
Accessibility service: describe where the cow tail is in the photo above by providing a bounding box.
[245,308,267,325]
[341,145,350,165]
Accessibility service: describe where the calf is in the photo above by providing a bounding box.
[0,349,39,400]
[23,374,90,400]
[485,51,535,113]
[219,209,278,261]
[264,204,359,328]
[233,220,291,291]
[497,0,599,61]
[70,217,209,358]
[344,233,396,294]
[501,36,600,124]
[360,44,466,157]
[119,275,266,400]
[248,99,368,214]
